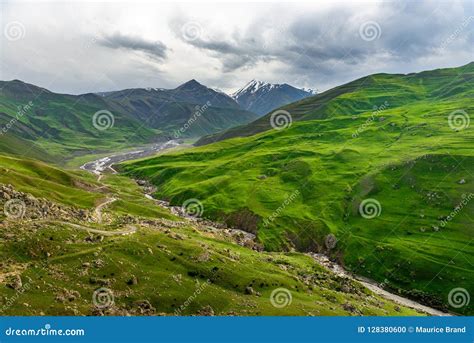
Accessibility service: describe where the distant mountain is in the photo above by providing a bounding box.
[231,80,316,115]
[100,79,257,138]
[0,79,258,163]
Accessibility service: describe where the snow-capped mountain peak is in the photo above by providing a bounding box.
[230,80,316,115]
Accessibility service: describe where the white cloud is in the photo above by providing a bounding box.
[1,0,473,94]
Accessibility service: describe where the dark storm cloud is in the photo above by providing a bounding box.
[98,32,169,60]
[172,0,474,81]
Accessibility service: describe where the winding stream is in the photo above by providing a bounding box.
[80,139,451,317]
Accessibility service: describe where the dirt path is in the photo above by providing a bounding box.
[54,221,137,236]
[80,144,451,316]
[94,197,117,223]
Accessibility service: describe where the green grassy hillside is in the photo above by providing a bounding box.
[0,80,258,164]
[0,154,419,316]
[122,63,474,315]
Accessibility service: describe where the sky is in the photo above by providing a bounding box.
[1,0,473,95]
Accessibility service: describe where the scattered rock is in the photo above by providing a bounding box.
[198,305,214,316]
[6,275,22,290]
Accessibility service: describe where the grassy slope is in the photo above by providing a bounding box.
[0,80,259,164]
[0,81,159,163]
[122,63,474,314]
[0,154,420,316]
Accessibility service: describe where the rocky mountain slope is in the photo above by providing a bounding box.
[231,80,316,116]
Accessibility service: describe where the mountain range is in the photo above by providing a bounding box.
[0,78,315,164]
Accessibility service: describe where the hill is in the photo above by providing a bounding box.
[121,62,474,315]
[0,79,258,163]
[0,154,419,316]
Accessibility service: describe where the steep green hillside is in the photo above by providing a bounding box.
[196,62,474,145]
[0,80,159,162]
[0,79,258,163]
[0,154,419,316]
[122,63,474,314]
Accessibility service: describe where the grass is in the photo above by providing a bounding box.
[0,154,420,316]
[121,63,474,315]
